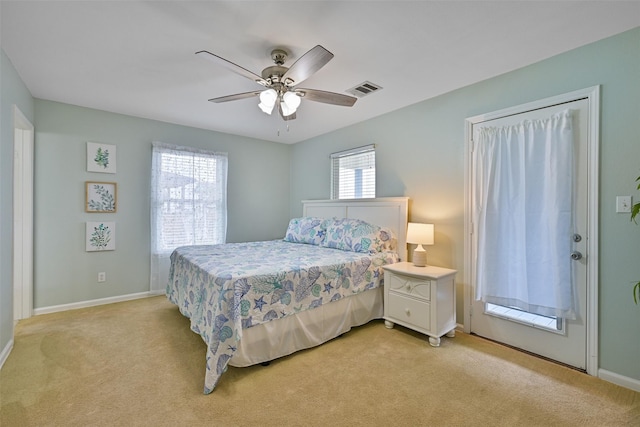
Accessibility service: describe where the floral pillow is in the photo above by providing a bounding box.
[322,218,396,253]
[283,217,327,245]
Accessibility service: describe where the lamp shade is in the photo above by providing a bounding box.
[406,223,434,245]
[258,88,277,114]
[283,91,301,109]
[281,91,301,117]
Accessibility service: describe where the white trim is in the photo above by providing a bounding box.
[13,105,35,321]
[598,369,640,393]
[463,86,600,375]
[33,292,154,316]
[0,339,14,371]
[585,86,601,377]
[151,140,228,157]
[465,86,600,124]
[329,144,375,158]
[463,117,474,333]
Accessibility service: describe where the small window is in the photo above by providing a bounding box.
[330,145,376,199]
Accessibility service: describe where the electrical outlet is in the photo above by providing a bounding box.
[616,196,632,213]
[98,272,106,282]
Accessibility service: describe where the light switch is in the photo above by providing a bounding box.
[616,196,632,213]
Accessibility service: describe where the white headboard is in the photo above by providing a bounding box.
[302,197,410,261]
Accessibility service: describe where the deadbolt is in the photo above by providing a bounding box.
[571,251,583,260]
[573,234,582,243]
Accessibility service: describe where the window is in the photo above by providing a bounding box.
[330,144,375,199]
[150,142,227,292]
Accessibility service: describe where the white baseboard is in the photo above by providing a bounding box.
[33,291,154,316]
[599,368,640,392]
[0,338,14,371]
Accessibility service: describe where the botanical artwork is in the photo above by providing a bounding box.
[86,222,116,251]
[85,182,117,213]
[87,142,116,173]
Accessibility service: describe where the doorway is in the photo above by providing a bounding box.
[463,87,600,374]
[13,105,34,321]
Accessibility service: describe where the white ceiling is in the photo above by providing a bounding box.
[2,1,639,144]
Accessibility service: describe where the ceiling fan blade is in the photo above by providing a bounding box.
[282,45,334,86]
[196,50,268,86]
[208,91,261,103]
[296,89,357,107]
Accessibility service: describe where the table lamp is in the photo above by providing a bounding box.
[406,223,434,267]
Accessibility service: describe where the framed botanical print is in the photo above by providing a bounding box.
[85,181,117,213]
[87,142,116,173]
[86,222,116,251]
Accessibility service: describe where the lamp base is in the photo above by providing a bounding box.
[412,247,427,267]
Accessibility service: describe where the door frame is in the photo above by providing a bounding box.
[13,105,34,321]
[463,86,600,375]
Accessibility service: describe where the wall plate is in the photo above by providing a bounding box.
[616,196,632,213]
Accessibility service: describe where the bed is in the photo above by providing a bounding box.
[166,197,409,393]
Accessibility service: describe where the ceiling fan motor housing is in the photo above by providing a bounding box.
[261,65,289,85]
[270,49,288,65]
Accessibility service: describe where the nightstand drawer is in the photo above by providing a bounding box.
[387,292,431,330]
[388,274,431,301]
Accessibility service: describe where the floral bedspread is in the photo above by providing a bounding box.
[166,240,398,393]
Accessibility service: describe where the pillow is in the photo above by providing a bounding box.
[322,218,396,253]
[283,217,327,245]
[377,227,397,252]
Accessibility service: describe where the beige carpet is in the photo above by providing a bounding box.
[1,296,638,427]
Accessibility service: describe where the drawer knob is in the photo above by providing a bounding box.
[405,308,411,316]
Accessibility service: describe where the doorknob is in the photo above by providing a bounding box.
[571,251,583,260]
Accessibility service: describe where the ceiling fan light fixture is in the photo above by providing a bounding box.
[282,91,301,116]
[258,88,277,114]
[280,102,295,117]
[258,102,274,114]
[282,92,300,113]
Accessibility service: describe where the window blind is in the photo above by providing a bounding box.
[330,144,375,199]
[151,142,228,253]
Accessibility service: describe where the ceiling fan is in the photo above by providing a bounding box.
[196,45,357,121]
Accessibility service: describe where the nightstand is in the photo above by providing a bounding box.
[383,262,457,347]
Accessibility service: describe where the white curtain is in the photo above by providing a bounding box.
[150,142,228,294]
[473,110,576,318]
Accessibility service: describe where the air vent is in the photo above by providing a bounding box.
[346,81,383,98]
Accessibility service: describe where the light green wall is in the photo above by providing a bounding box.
[0,48,34,358]
[290,27,640,381]
[33,100,290,308]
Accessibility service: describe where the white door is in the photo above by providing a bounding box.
[467,93,596,371]
[13,106,34,321]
